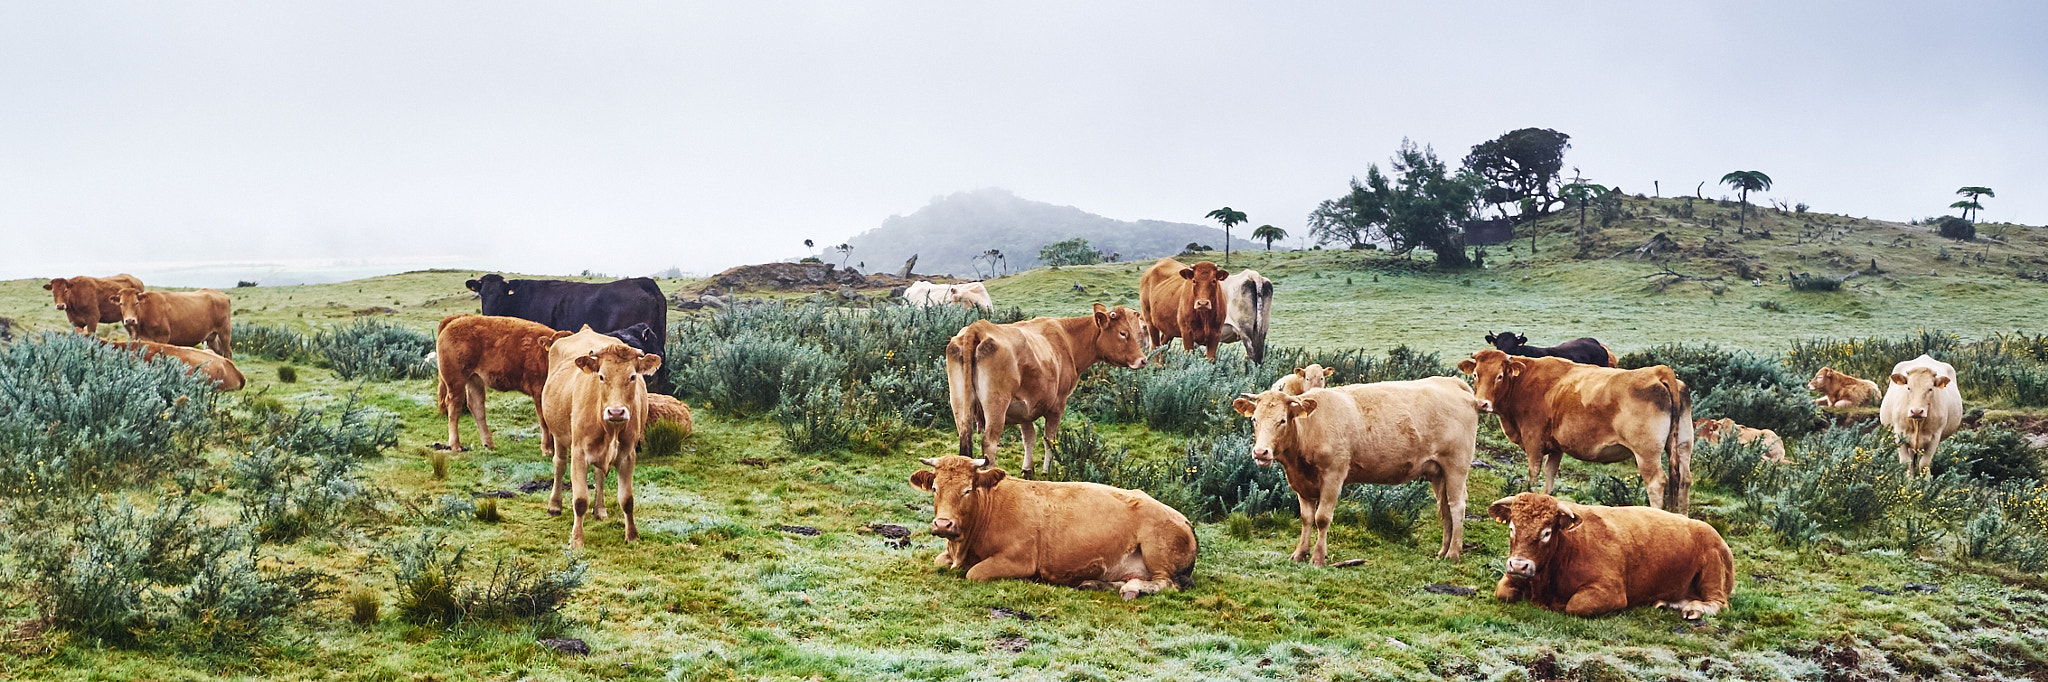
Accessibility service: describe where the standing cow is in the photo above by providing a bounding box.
[1879,354,1963,476]
[435,314,569,452]
[947,303,1149,475]
[110,288,234,358]
[541,327,663,549]
[1490,492,1733,618]
[1139,257,1230,359]
[1460,349,1695,512]
[1484,332,1617,367]
[46,274,144,335]
[465,274,671,393]
[1233,378,1479,565]
[1215,269,1274,364]
[909,455,1197,600]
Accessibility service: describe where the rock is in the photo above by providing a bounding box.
[516,480,552,494]
[866,523,911,540]
[897,255,919,279]
[539,638,589,656]
[0,317,13,342]
[1858,585,1895,596]
[1903,582,1939,593]
[776,524,821,536]
[1424,584,1477,596]
[1330,559,1366,568]
[738,457,767,467]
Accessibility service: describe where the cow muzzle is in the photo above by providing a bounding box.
[1908,408,1927,419]
[123,318,138,326]
[1250,447,1275,467]
[931,518,960,539]
[1476,400,1494,413]
[1193,299,1213,310]
[54,303,66,311]
[604,406,630,422]
[1504,556,1536,578]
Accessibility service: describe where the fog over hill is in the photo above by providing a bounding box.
[841,188,1251,278]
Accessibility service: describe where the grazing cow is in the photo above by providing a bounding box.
[909,455,1197,599]
[1139,257,1230,360]
[1485,332,1617,367]
[905,281,995,311]
[46,275,144,335]
[465,274,670,393]
[1694,418,1787,463]
[1809,367,1881,408]
[434,314,569,452]
[946,303,1149,475]
[1232,379,1479,565]
[1879,354,1964,476]
[1490,492,1733,619]
[110,288,233,358]
[109,340,244,391]
[541,327,662,549]
[1269,364,1334,396]
[1460,349,1696,512]
[1215,269,1274,364]
[645,394,694,436]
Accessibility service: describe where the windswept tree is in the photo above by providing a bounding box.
[833,243,854,267]
[1463,128,1571,219]
[1719,170,1773,230]
[1307,169,1390,249]
[1205,207,1248,266]
[1308,140,1480,268]
[1251,224,1288,251]
[1558,174,1608,232]
[1953,186,1995,222]
[1038,237,1104,267]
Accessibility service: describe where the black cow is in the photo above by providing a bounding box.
[465,274,672,392]
[1484,331,1616,367]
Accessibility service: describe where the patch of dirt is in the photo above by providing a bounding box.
[866,523,910,539]
[775,525,821,536]
[351,306,398,316]
[738,457,768,467]
[539,638,589,656]
[1423,584,1477,596]
[1524,650,1561,680]
[990,636,1029,653]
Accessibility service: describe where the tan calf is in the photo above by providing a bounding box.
[109,340,244,390]
[435,314,570,452]
[541,327,662,549]
[1808,367,1881,408]
[1269,364,1334,396]
[1694,417,1787,463]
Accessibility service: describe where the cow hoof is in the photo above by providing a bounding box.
[547,507,562,517]
[1120,589,1138,601]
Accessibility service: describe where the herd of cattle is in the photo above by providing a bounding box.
[38,259,1972,618]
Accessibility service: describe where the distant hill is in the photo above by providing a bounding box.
[841,188,1251,278]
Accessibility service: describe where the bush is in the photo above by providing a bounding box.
[315,320,435,381]
[1138,361,1253,433]
[1789,273,1844,292]
[346,588,381,625]
[1619,343,1822,437]
[1787,332,2048,408]
[230,395,396,542]
[1350,481,1434,540]
[277,365,299,383]
[1693,427,1771,491]
[0,333,217,497]
[687,332,844,416]
[1039,237,1105,267]
[1938,215,1975,241]
[643,419,688,458]
[388,533,587,626]
[1042,424,1294,523]
[1937,426,2042,482]
[233,322,310,362]
[1575,473,1646,508]
[773,381,857,454]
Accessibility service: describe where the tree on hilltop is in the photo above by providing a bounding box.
[1205,207,1248,266]
[1719,171,1773,230]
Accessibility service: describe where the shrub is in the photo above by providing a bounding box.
[1350,481,1434,541]
[1043,424,1294,523]
[231,396,395,543]
[233,322,310,362]
[687,332,844,416]
[388,532,587,626]
[1039,237,1105,267]
[475,497,502,523]
[1787,332,2048,408]
[314,320,435,381]
[643,420,688,458]
[1139,361,1253,433]
[346,588,381,625]
[1575,473,1646,508]
[429,449,448,480]
[277,365,299,383]
[1937,426,2042,482]
[1938,215,1975,241]
[390,533,466,625]
[1789,273,1844,292]
[0,332,216,497]
[1619,343,1822,437]
[1692,427,1771,491]
[773,381,857,454]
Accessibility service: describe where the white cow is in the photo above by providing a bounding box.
[1878,354,1964,476]
[1215,269,1274,364]
[904,281,994,312]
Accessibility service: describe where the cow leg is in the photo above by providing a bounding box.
[1668,433,1694,513]
[1494,575,1525,603]
[442,379,467,453]
[466,377,493,450]
[1039,410,1062,471]
[1431,473,1468,560]
[1290,492,1316,562]
[1563,581,1629,617]
[1309,474,1343,567]
[547,436,567,516]
[1915,444,1937,478]
[1637,450,1669,511]
[535,400,553,455]
[568,441,590,549]
[1541,450,1564,495]
[1522,445,1544,494]
[617,448,638,542]
[963,554,1034,582]
[591,453,610,520]
[982,408,1010,475]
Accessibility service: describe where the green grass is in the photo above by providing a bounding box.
[7,206,2048,680]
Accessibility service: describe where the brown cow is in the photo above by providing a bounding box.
[1459,349,1696,512]
[434,314,570,452]
[946,303,1149,475]
[110,288,233,358]
[47,275,144,335]
[1270,364,1334,396]
[646,394,694,436]
[541,327,662,549]
[108,340,244,391]
[909,455,1197,599]
[1809,367,1881,409]
[1139,257,1230,359]
[1232,378,1479,565]
[1490,492,1733,618]
[1694,417,1787,463]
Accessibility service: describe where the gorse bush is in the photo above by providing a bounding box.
[1619,343,1822,437]
[1041,422,1293,522]
[1936,426,2042,482]
[388,532,587,626]
[315,320,435,381]
[684,331,845,416]
[230,394,397,542]
[0,333,216,497]
[1349,481,1434,541]
[232,322,310,362]
[774,381,857,454]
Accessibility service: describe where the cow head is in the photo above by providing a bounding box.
[1809,367,1849,393]
[1177,261,1229,315]
[1457,349,1526,414]
[1489,492,1580,580]
[1233,389,1315,467]
[45,278,76,311]
[109,288,151,330]
[570,344,663,424]
[1091,303,1149,369]
[1296,364,1335,391]
[1889,367,1951,420]
[603,323,660,356]
[466,274,514,315]
[908,455,1002,539]
[1485,332,1528,352]
[1693,417,1724,442]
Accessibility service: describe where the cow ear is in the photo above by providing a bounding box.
[574,355,601,373]
[1890,373,1908,386]
[975,467,1006,490]
[1179,267,1195,280]
[1485,333,1497,344]
[1321,367,1336,379]
[1507,358,1529,378]
[1295,368,1307,378]
[909,469,935,491]
[1093,303,1110,328]
[1456,359,1477,375]
[465,279,480,292]
[1488,496,1517,523]
[42,281,53,291]
[1293,396,1318,416]
[1556,502,1582,530]
[636,354,663,374]
[1232,394,1257,417]
[1214,269,1228,279]
[1934,375,1952,388]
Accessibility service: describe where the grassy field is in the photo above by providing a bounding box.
[6,202,2048,681]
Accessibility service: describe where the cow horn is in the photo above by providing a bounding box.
[971,458,987,467]
[918,457,940,467]
[1238,392,1258,401]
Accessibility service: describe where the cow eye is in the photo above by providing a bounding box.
[1119,332,1127,338]
[1540,528,1552,542]
[961,488,972,497]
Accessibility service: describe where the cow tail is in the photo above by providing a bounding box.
[947,327,983,457]
[1661,369,1693,512]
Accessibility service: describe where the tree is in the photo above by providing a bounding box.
[1719,171,1773,230]
[832,243,854,267]
[1205,207,1248,266]
[1038,238,1104,267]
[1306,140,1481,268]
[1557,170,1608,232]
[1462,128,1571,219]
[973,249,1007,278]
[1306,170,1389,249]
[1954,186,1995,222]
[1251,225,1288,251]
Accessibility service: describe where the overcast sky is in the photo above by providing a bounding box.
[4,1,2042,285]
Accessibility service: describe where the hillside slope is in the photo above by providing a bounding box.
[841,188,1249,277]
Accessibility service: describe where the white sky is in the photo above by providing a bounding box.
[3,1,2043,284]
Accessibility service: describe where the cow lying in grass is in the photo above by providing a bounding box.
[1808,367,1881,408]
[1490,492,1733,619]
[1484,331,1616,367]
[910,455,1196,600]
[1694,417,1787,463]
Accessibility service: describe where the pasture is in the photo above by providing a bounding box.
[6,204,2048,681]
